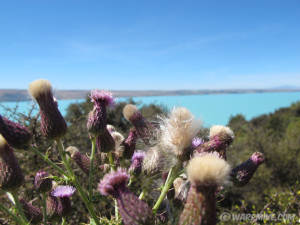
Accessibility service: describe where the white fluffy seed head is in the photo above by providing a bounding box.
[187,153,231,186]
[0,134,7,150]
[28,79,53,99]
[123,104,138,121]
[209,125,234,140]
[111,131,125,154]
[65,146,79,157]
[142,147,164,175]
[160,107,202,156]
[111,132,124,145]
[107,124,116,133]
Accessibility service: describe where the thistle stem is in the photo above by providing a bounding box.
[88,137,96,200]
[56,138,100,225]
[107,151,119,220]
[42,193,47,225]
[108,152,116,171]
[61,217,66,225]
[31,146,68,177]
[114,199,119,221]
[152,163,181,214]
[139,190,145,200]
[0,203,26,225]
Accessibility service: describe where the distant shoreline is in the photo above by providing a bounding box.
[0,88,300,102]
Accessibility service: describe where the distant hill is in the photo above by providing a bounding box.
[272,85,300,90]
[0,88,300,102]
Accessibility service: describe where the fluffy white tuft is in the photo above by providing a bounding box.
[107,124,116,133]
[0,134,7,150]
[187,153,231,186]
[111,131,125,155]
[65,146,79,157]
[160,107,202,156]
[123,104,138,121]
[28,79,52,99]
[142,147,165,175]
[209,125,234,140]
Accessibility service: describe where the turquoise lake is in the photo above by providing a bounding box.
[1,92,300,126]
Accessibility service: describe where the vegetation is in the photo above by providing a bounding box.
[1,92,300,224]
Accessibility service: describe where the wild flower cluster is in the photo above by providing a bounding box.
[0,79,265,225]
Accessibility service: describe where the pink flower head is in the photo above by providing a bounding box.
[90,90,114,107]
[51,185,76,198]
[130,150,145,175]
[191,137,204,149]
[131,150,145,163]
[98,168,129,196]
[250,152,265,165]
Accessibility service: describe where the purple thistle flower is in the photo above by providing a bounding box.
[191,137,204,149]
[251,152,265,165]
[98,168,154,225]
[129,151,145,175]
[20,199,42,224]
[51,185,76,198]
[46,185,76,220]
[98,168,129,196]
[194,135,228,160]
[87,90,114,136]
[122,128,138,159]
[34,171,52,193]
[46,195,73,220]
[0,115,32,149]
[230,152,265,187]
[0,135,24,191]
[90,90,114,107]
[28,79,67,139]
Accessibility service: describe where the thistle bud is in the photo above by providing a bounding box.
[230,152,265,187]
[123,104,152,144]
[66,146,91,175]
[0,135,24,191]
[87,90,114,136]
[179,154,230,225]
[20,199,42,224]
[0,115,32,149]
[34,171,52,193]
[28,79,67,139]
[129,151,145,175]
[96,128,115,153]
[122,128,138,159]
[98,169,154,225]
[191,137,204,149]
[194,125,234,160]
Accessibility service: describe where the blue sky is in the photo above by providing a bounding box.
[0,0,300,90]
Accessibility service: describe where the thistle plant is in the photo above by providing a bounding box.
[0,79,266,225]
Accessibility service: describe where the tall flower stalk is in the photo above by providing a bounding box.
[89,137,96,199]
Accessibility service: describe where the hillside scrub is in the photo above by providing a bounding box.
[0,79,299,224]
